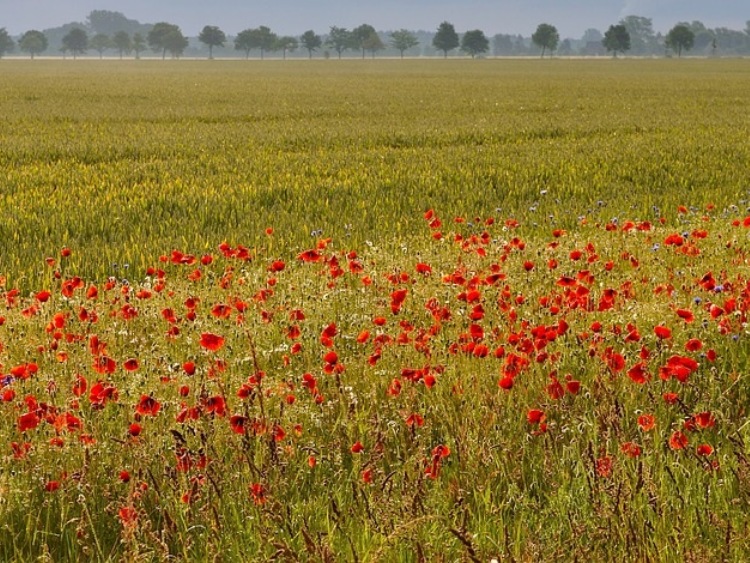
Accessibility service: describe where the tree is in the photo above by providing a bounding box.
[352,24,376,58]
[87,10,142,36]
[163,29,188,58]
[619,15,656,55]
[326,27,351,59]
[363,32,384,58]
[275,36,298,59]
[234,29,254,58]
[461,29,489,58]
[62,28,88,59]
[532,23,559,57]
[112,31,131,59]
[666,24,694,57]
[235,26,276,59]
[0,28,15,58]
[433,21,459,57]
[148,22,183,59]
[581,28,603,43]
[492,34,514,56]
[132,33,146,59]
[300,30,322,59]
[602,24,631,57]
[390,29,419,59]
[89,33,111,59]
[199,25,226,59]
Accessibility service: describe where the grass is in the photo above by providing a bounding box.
[1,59,750,561]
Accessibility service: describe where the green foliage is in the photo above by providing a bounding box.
[326,26,352,58]
[89,33,111,58]
[235,26,277,59]
[390,29,419,58]
[112,31,131,59]
[18,30,48,59]
[274,36,299,59]
[433,21,459,57]
[61,28,88,59]
[198,25,227,59]
[666,24,696,57]
[300,30,322,58]
[147,22,186,59]
[532,23,559,57]
[619,15,657,55]
[131,33,146,58]
[461,29,489,58]
[603,24,631,57]
[0,27,14,58]
[351,24,377,58]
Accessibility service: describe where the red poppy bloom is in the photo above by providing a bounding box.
[230,415,247,434]
[696,444,714,456]
[136,395,160,416]
[351,441,364,453]
[527,409,545,424]
[18,412,40,432]
[205,396,227,417]
[637,414,655,431]
[620,442,642,458]
[200,332,225,352]
[669,430,689,450]
[45,481,61,492]
[654,325,672,340]
[123,359,139,372]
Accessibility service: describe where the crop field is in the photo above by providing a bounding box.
[1,59,750,561]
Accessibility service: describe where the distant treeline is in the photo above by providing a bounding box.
[1,10,749,59]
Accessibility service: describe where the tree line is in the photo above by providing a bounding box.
[1,11,749,60]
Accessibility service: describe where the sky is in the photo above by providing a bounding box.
[1,0,747,38]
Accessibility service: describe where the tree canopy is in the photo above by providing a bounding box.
[300,30,322,58]
[390,29,419,58]
[275,36,298,59]
[19,30,48,59]
[234,26,276,59]
[461,29,489,58]
[0,28,15,58]
[112,31,131,59]
[351,24,376,58]
[327,26,351,59]
[199,25,226,59]
[148,22,187,59]
[532,23,559,57]
[89,33,111,58]
[433,21,459,57]
[602,24,631,57]
[62,28,88,59]
[666,24,695,57]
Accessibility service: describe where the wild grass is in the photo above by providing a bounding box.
[1,59,750,561]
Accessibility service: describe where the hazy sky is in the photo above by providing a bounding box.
[1,0,747,37]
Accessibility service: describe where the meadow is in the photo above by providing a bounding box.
[1,59,750,561]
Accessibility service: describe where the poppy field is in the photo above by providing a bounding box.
[1,59,750,561]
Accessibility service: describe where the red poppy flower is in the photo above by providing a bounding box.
[136,395,160,416]
[620,442,642,458]
[669,430,688,450]
[123,359,139,372]
[230,415,247,434]
[18,412,40,432]
[654,325,672,340]
[205,396,226,417]
[351,441,364,453]
[527,409,545,424]
[696,444,714,456]
[637,414,655,431]
[200,332,225,352]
